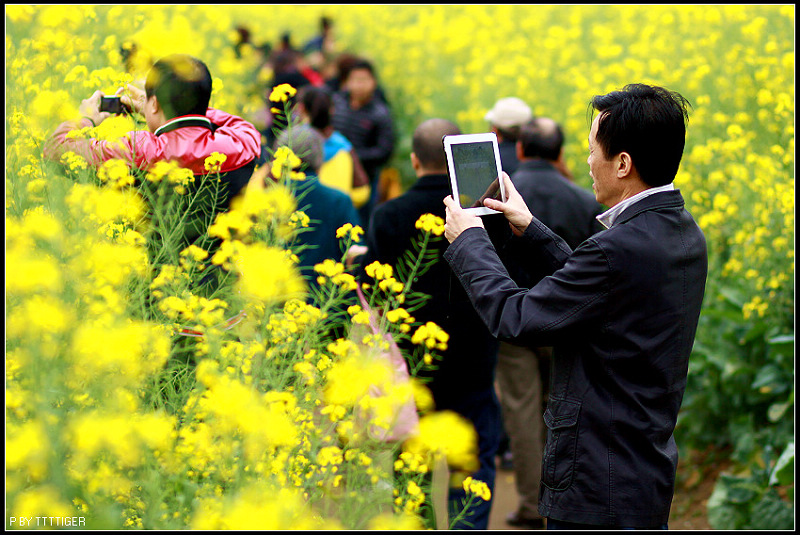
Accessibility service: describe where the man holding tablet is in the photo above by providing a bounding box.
[442,84,707,529]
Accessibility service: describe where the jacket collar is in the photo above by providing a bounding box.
[154,115,214,137]
[412,173,450,191]
[610,188,685,227]
[517,159,559,173]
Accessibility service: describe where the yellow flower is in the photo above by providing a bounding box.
[462,476,492,501]
[314,259,358,290]
[367,512,424,530]
[145,160,195,189]
[11,485,74,521]
[415,213,445,236]
[234,243,307,303]
[411,322,449,351]
[405,410,479,472]
[386,308,415,332]
[289,210,310,229]
[60,150,89,172]
[271,146,305,181]
[347,304,372,326]
[269,83,297,103]
[181,244,209,262]
[336,223,365,242]
[204,151,228,173]
[98,158,135,188]
[365,261,394,281]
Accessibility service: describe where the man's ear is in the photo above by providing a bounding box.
[410,152,421,172]
[617,151,634,178]
[146,95,160,115]
[515,140,524,161]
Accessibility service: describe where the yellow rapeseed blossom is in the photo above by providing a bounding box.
[367,512,425,530]
[411,322,449,351]
[11,485,74,522]
[405,410,479,472]
[271,146,305,181]
[314,259,358,290]
[145,160,195,190]
[269,83,297,103]
[365,261,393,281]
[66,183,147,226]
[60,150,89,173]
[414,213,445,236]
[323,351,393,407]
[204,151,227,173]
[234,243,307,303]
[336,222,365,243]
[462,476,492,501]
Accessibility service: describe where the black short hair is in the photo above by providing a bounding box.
[495,125,522,143]
[344,58,376,81]
[145,54,212,119]
[519,118,564,161]
[297,85,332,131]
[590,84,691,187]
[412,118,461,170]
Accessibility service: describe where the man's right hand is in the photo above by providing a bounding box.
[483,172,534,237]
[78,90,112,126]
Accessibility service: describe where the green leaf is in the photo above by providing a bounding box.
[767,398,792,422]
[717,286,746,309]
[767,334,795,345]
[751,489,795,530]
[751,363,790,394]
[707,477,748,530]
[769,442,795,486]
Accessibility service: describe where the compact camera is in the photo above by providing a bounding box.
[99,96,131,114]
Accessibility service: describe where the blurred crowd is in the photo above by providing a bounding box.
[234,17,397,229]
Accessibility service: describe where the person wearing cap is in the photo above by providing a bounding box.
[485,96,534,177]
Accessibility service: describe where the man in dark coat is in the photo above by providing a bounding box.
[498,117,605,529]
[442,84,707,529]
[350,118,502,530]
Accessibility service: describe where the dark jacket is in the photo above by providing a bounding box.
[292,175,361,291]
[498,139,521,177]
[444,190,707,527]
[331,91,394,182]
[357,173,500,408]
[512,159,604,250]
[506,159,604,288]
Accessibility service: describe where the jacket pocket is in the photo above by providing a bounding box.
[541,397,581,491]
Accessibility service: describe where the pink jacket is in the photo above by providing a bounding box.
[44,108,260,175]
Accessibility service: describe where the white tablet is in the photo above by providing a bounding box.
[443,132,506,216]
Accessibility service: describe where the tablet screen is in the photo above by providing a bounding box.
[450,141,501,208]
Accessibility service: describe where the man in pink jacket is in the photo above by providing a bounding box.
[45,54,261,276]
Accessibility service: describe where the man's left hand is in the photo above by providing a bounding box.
[443,195,484,243]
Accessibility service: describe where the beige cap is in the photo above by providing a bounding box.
[484,97,533,128]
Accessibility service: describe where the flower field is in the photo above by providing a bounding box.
[5,4,794,530]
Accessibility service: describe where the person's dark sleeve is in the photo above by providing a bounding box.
[357,108,394,166]
[443,225,610,348]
